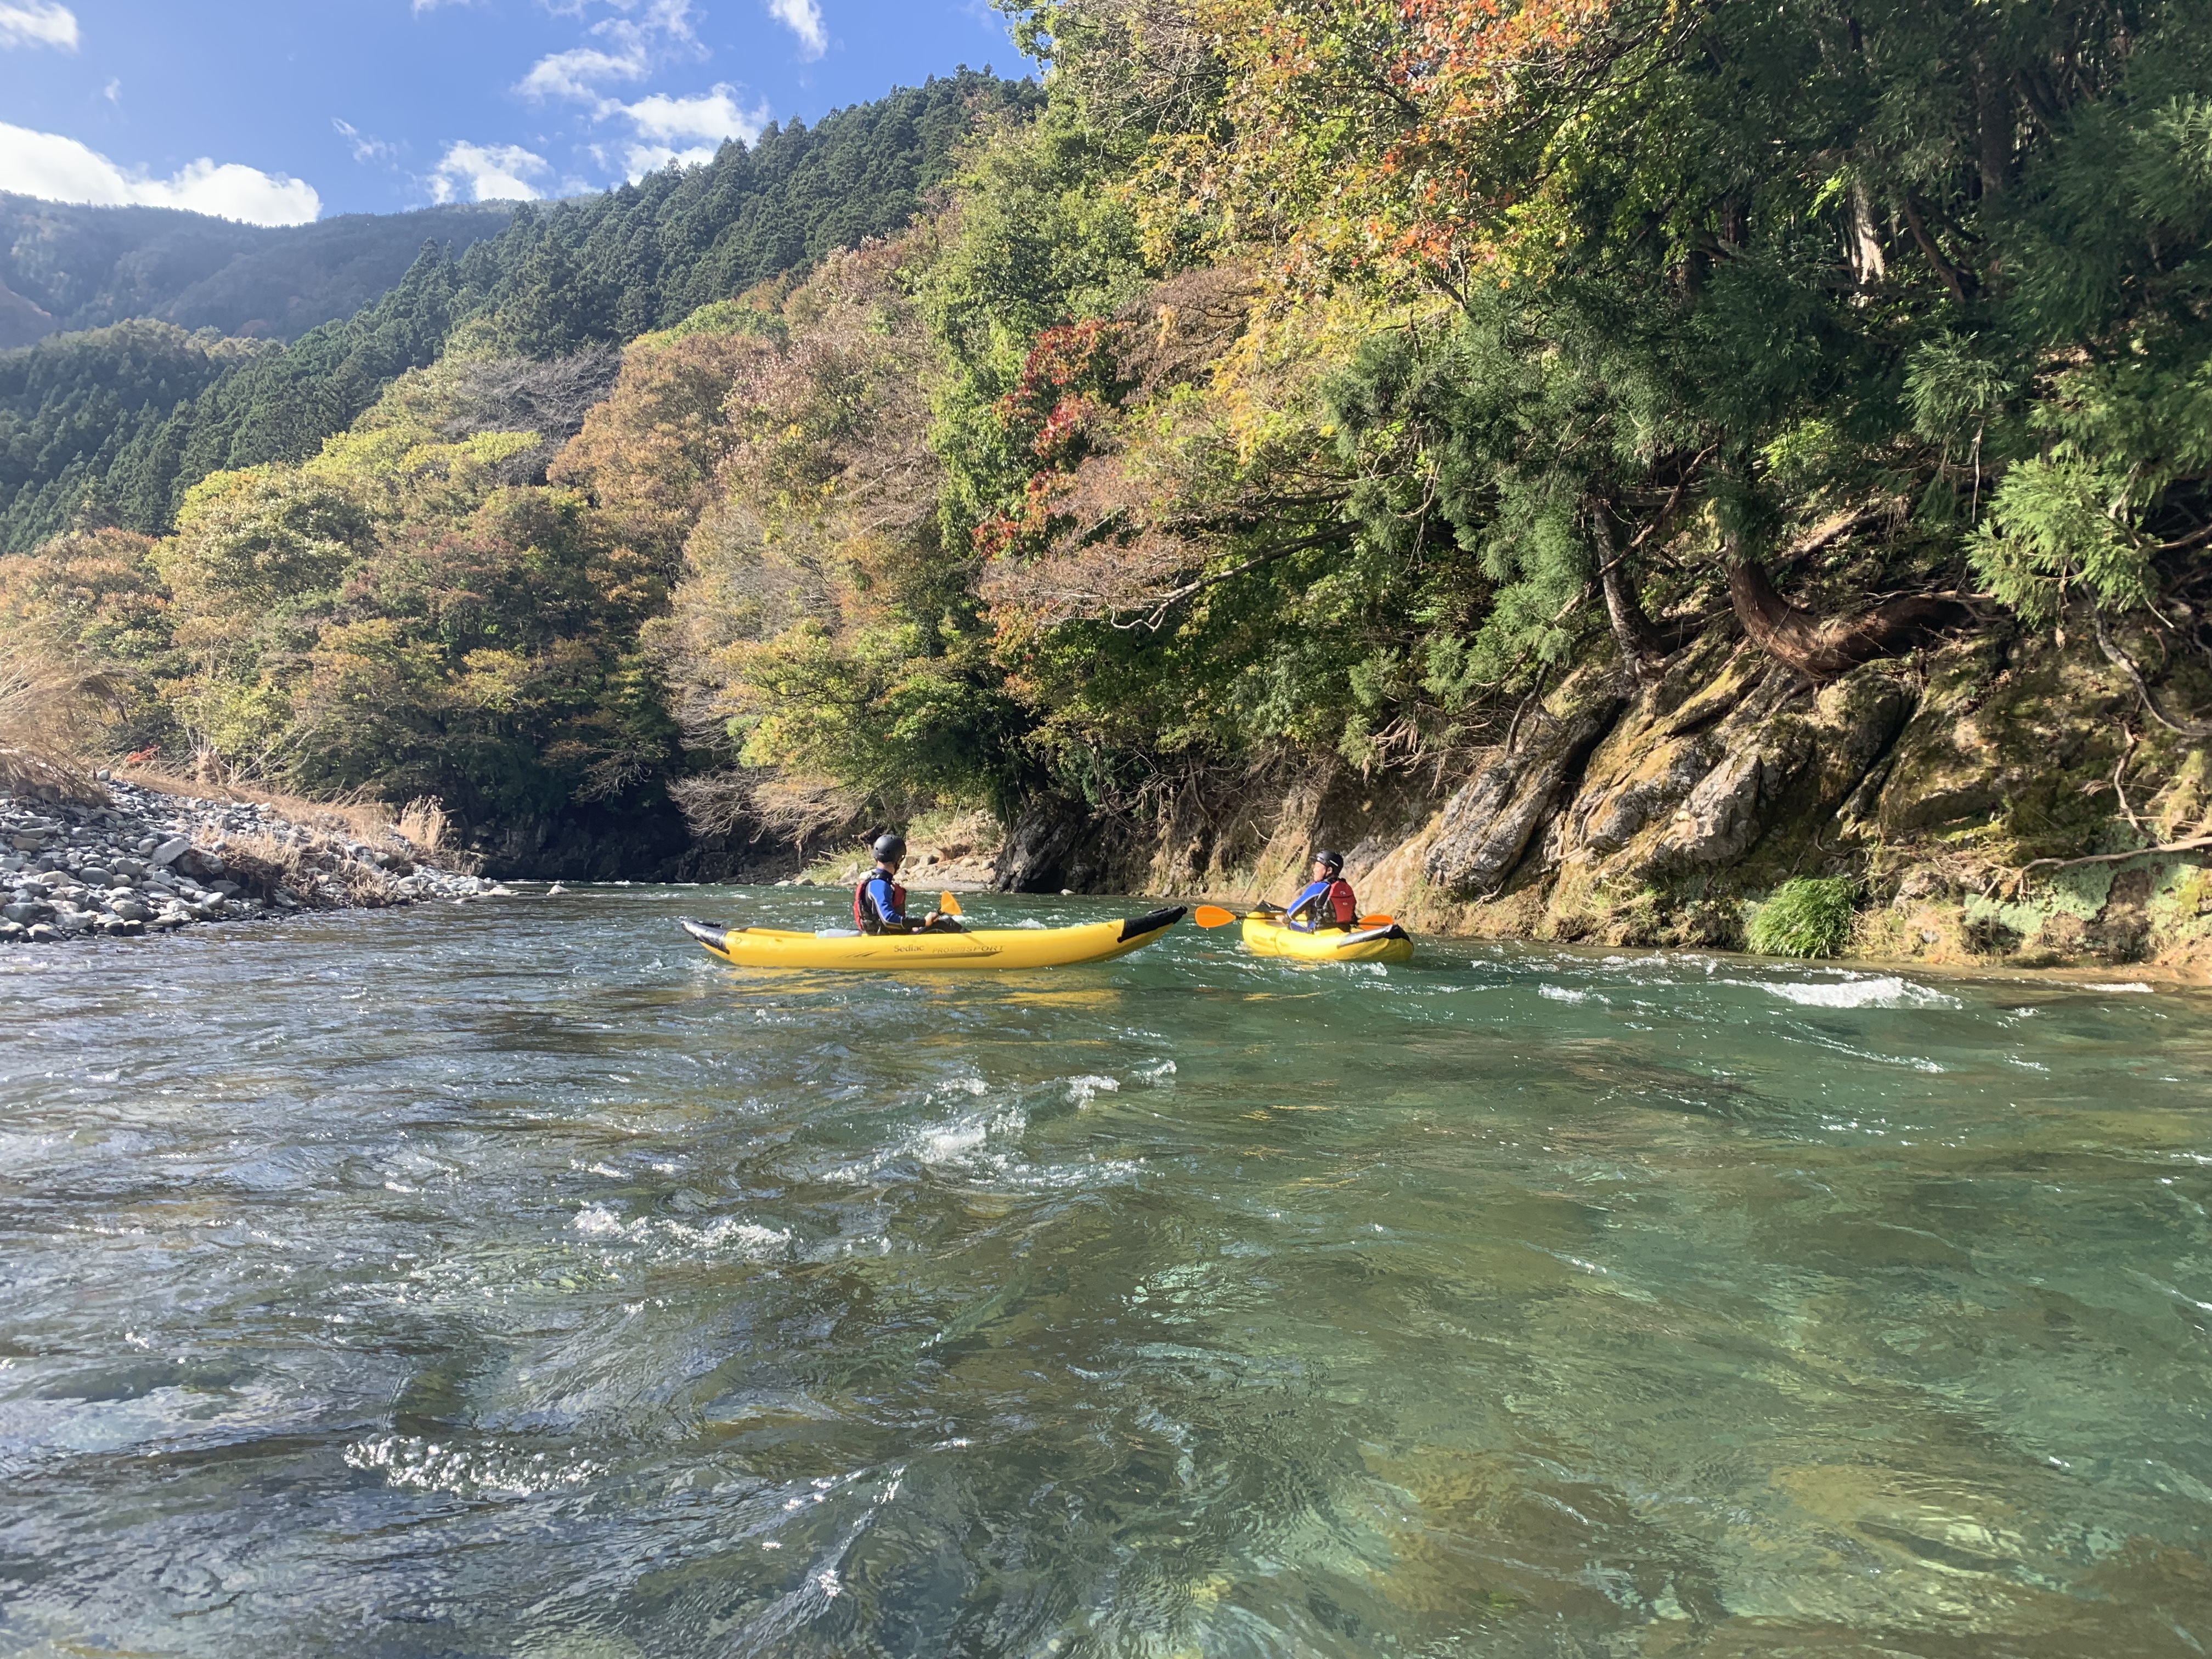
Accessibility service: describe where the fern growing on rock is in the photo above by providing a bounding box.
[1747,878,1858,959]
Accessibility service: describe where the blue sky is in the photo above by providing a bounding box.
[0,0,1028,224]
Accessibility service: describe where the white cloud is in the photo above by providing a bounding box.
[334,118,393,163]
[511,2,752,184]
[610,86,765,178]
[622,143,716,178]
[521,1,704,100]
[766,0,825,59]
[634,0,698,43]
[0,121,318,224]
[517,43,647,100]
[539,0,695,32]
[428,140,549,203]
[622,86,766,145]
[0,1,77,50]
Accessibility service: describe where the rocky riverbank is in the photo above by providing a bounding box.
[1,778,498,947]
[980,622,2212,981]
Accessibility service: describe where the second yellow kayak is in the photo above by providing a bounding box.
[1241,916,1414,963]
[682,907,1186,971]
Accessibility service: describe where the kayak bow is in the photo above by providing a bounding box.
[681,906,1186,971]
[1240,915,1413,963]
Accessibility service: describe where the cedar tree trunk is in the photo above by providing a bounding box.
[1590,502,1667,684]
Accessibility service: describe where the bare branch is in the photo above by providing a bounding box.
[2012,834,2212,891]
[2095,613,2212,739]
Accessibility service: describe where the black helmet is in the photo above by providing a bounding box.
[872,832,907,862]
[1313,849,1344,871]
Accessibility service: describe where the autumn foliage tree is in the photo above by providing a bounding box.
[1013,0,2212,692]
[661,232,1030,820]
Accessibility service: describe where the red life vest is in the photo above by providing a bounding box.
[1322,878,1357,926]
[854,869,907,933]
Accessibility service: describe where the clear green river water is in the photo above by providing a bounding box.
[3,889,2210,1657]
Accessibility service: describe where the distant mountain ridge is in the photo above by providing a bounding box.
[0,197,516,349]
[0,70,1042,552]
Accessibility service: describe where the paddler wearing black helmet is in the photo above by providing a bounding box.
[1283,850,1358,932]
[853,832,962,935]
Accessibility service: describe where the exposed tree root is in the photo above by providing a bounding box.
[1590,505,1668,685]
[2011,834,2212,895]
[1728,549,1969,681]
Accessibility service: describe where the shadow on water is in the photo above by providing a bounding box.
[1,889,2209,1655]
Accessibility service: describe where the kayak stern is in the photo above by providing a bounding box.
[1119,905,1187,943]
[681,918,738,961]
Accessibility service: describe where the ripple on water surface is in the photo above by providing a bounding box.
[2,892,2209,1657]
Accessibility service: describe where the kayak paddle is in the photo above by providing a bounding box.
[939,891,963,918]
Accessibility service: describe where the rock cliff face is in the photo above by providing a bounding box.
[1001,619,2212,978]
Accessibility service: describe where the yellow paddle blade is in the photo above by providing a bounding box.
[1193,905,1239,929]
[939,891,963,917]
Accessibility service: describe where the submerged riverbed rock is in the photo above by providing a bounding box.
[0,780,494,950]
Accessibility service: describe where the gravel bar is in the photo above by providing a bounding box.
[2,778,503,947]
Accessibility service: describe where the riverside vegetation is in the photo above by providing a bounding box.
[3,14,2210,974]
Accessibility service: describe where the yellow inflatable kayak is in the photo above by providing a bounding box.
[1241,915,1414,963]
[681,906,1186,971]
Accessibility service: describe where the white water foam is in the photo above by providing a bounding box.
[891,1086,1146,1191]
[2086,981,2155,994]
[915,1118,993,1163]
[1538,984,1607,1005]
[908,1103,1028,1168]
[344,1433,601,1498]
[1752,977,1959,1010]
[573,1203,791,1260]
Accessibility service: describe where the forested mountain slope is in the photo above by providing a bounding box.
[0,70,1037,553]
[0,196,514,348]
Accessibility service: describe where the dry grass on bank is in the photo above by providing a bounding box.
[215,824,413,907]
[0,635,116,803]
[115,767,464,901]
[114,765,454,858]
[0,632,462,866]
